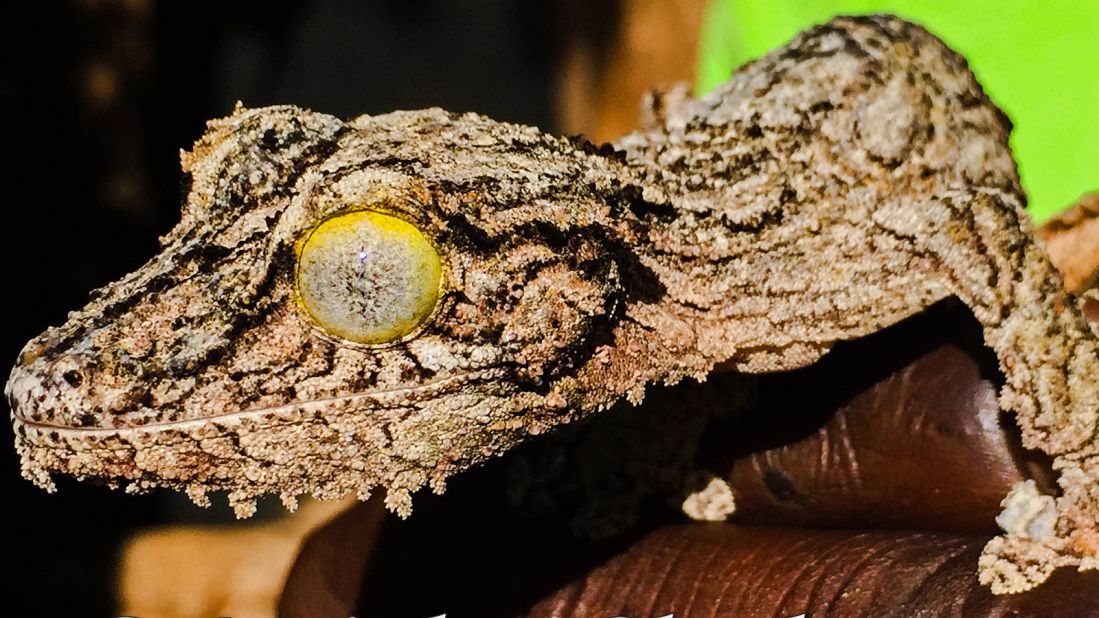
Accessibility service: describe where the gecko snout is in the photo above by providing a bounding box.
[7,343,156,431]
[6,351,88,427]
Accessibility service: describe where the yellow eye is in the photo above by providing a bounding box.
[296,210,443,344]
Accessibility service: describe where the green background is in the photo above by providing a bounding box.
[697,0,1099,221]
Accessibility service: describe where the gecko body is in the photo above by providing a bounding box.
[7,16,1097,592]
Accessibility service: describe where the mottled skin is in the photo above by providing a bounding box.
[7,16,1097,593]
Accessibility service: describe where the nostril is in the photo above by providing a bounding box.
[61,370,84,388]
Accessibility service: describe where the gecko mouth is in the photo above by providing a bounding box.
[10,365,522,516]
[9,366,510,434]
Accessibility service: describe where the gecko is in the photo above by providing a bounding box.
[6,15,1096,594]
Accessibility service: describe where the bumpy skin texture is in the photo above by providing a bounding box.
[6,16,1097,593]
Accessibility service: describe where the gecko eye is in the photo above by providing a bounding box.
[295,209,443,344]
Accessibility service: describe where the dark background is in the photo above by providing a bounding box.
[4,2,580,614]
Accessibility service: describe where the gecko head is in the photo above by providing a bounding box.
[7,104,665,515]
